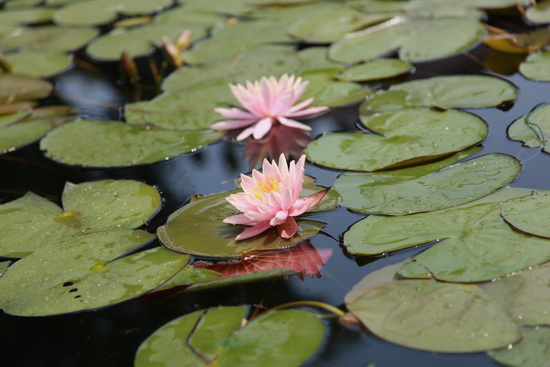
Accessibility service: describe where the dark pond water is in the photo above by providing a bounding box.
[1,35,550,367]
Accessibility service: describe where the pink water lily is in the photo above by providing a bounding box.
[212,74,329,141]
[224,154,327,240]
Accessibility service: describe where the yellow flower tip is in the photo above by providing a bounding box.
[90,263,107,271]
[55,210,79,220]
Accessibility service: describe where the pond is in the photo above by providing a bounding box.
[1,0,550,366]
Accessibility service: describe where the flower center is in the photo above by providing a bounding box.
[253,175,279,200]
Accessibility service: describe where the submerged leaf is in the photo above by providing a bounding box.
[508,103,550,151]
[135,306,325,367]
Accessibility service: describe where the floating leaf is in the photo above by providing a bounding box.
[500,192,550,238]
[296,47,344,74]
[519,50,550,81]
[2,50,71,77]
[334,151,520,215]
[86,23,207,61]
[299,69,372,107]
[0,232,188,316]
[288,5,390,44]
[336,59,412,82]
[158,191,325,258]
[0,25,99,53]
[0,74,52,103]
[135,306,325,367]
[344,188,550,282]
[508,103,550,150]
[0,7,54,25]
[345,275,521,352]
[360,75,518,114]
[489,327,550,367]
[329,17,484,63]
[53,0,173,27]
[525,0,550,24]
[0,119,51,154]
[306,108,487,171]
[172,0,253,16]
[40,119,221,167]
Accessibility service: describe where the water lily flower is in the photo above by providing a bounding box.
[212,74,329,141]
[224,154,327,240]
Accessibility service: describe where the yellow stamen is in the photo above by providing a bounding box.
[253,175,279,200]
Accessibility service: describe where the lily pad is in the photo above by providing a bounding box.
[360,75,518,114]
[329,17,484,63]
[0,232,188,316]
[0,7,54,25]
[288,5,390,44]
[0,119,51,154]
[489,327,550,367]
[296,47,344,74]
[337,59,412,82]
[345,275,521,353]
[2,50,72,77]
[54,0,173,27]
[175,0,253,16]
[86,23,207,61]
[525,0,550,24]
[135,306,325,367]
[508,103,550,151]
[0,25,99,53]
[500,192,550,238]
[40,119,221,167]
[344,188,550,282]
[334,151,520,215]
[519,50,550,81]
[299,69,372,107]
[0,74,52,103]
[306,108,487,171]
[158,190,325,258]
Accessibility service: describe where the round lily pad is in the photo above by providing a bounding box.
[336,59,413,82]
[0,74,52,103]
[345,277,521,352]
[333,152,520,215]
[501,191,550,238]
[344,188,550,282]
[2,50,72,77]
[508,103,550,151]
[306,108,487,171]
[525,0,550,24]
[329,17,484,63]
[157,190,325,258]
[0,119,51,154]
[135,306,325,367]
[0,25,99,53]
[360,75,518,114]
[86,23,207,61]
[489,327,550,367]
[299,69,372,107]
[519,50,550,81]
[0,7,54,25]
[0,230,188,316]
[40,119,221,167]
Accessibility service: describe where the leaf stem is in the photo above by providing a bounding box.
[271,300,346,317]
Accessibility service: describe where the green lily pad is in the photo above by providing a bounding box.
[125,81,235,130]
[306,108,487,171]
[0,119,51,154]
[0,25,99,53]
[135,306,325,367]
[519,50,550,81]
[344,188,550,282]
[175,0,253,16]
[154,6,227,27]
[483,261,550,326]
[500,192,550,238]
[296,47,344,74]
[158,191,325,258]
[299,69,372,107]
[345,275,521,352]
[5,0,43,8]
[61,179,162,232]
[86,23,207,61]
[489,327,550,367]
[288,5,390,44]
[54,0,173,27]
[329,17,484,63]
[0,74,52,103]
[40,119,221,167]
[525,0,550,24]
[0,231,188,316]
[334,151,520,215]
[2,50,72,77]
[336,59,413,82]
[0,7,54,25]
[0,109,30,127]
[360,75,518,114]
[508,103,550,151]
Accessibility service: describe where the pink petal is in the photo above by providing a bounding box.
[252,117,273,140]
[285,97,314,114]
[236,125,258,141]
[278,116,312,131]
[211,118,258,131]
[215,107,258,120]
[235,221,272,240]
[270,210,288,226]
[289,189,328,217]
[276,216,298,239]
[224,214,257,226]
[286,105,329,119]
